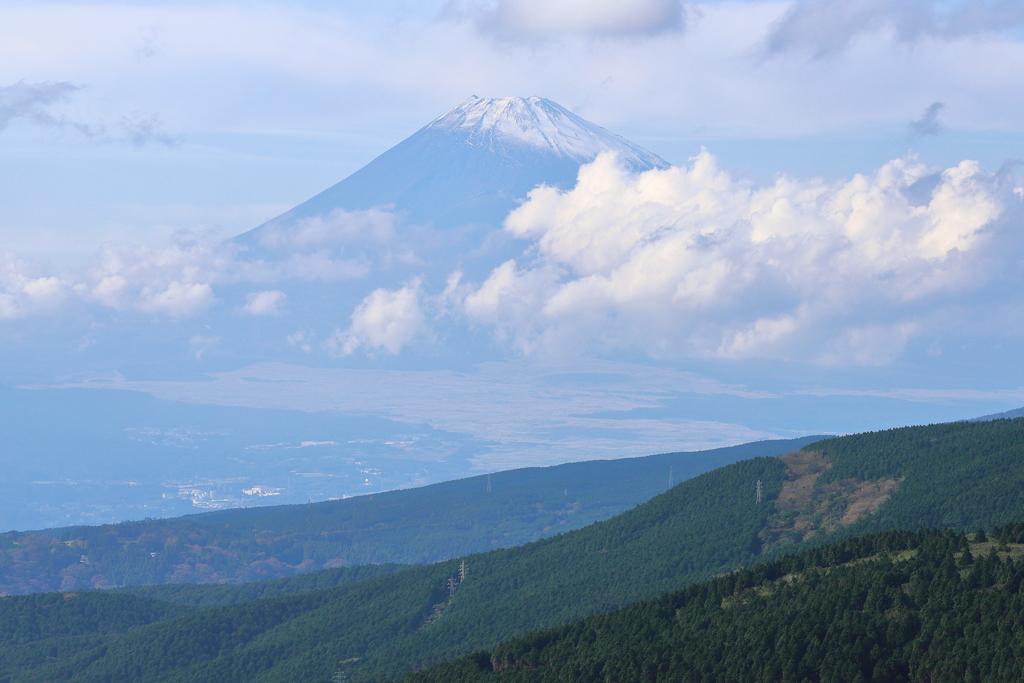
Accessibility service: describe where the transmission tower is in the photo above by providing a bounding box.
[459,560,467,582]
[486,473,492,493]
[756,479,762,504]
[669,465,674,488]
[447,575,457,598]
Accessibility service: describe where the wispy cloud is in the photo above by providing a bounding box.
[243,290,287,316]
[765,0,1024,58]
[0,81,79,132]
[0,202,409,323]
[448,0,685,40]
[0,80,176,146]
[118,110,176,147]
[910,101,946,137]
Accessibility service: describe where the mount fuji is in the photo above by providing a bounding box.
[3,98,1006,532]
[236,96,669,245]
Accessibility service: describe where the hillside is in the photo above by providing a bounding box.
[6,418,1024,683]
[402,524,1024,683]
[0,437,816,595]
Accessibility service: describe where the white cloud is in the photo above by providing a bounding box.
[0,209,398,323]
[4,147,1021,372]
[138,281,214,317]
[287,330,314,353]
[243,290,287,316]
[0,252,67,320]
[327,281,426,356]
[818,323,919,367]
[461,151,1018,365]
[470,0,685,39]
[234,251,371,284]
[463,260,561,352]
[255,208,397,249]
[85,236,225,316]
[231,206,410,283]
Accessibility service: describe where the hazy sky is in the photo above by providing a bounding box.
[4,0,1024,412]
[4,0,1024,264]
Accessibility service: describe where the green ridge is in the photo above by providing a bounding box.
[403,525,1024,683]
[5,419,1024,683]
[0,437,817,594]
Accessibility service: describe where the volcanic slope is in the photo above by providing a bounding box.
[9,418,1024,683]
[237,96,670,240]
[1,437,817,595]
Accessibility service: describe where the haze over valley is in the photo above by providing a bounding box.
[5,88,1024,527]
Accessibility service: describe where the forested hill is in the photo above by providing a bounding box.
[5,418,1024,683]
[0,437,817,595]
[402,524,1024,683]
[758,417,1024,556]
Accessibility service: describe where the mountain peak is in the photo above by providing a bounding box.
[428,96,670,170]
[237,96,670,243]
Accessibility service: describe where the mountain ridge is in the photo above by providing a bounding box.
[0,437,818,595]
[8,418,1024,682]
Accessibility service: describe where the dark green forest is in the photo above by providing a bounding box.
[2,455,788,683]
[111,563,406,608]
[0,437,816,595]
[4,419,1024,683]
[403,525,1024,683]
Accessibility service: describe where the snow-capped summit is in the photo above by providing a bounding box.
[236,96,669,244]
[429,96,669,171]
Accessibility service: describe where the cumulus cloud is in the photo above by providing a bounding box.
[85,235,225,317]
[0,253,68,320]
[459,151,1020,365]
[910,102,946,137]
[458,0,684,40]
[765,0,1024,57]
[137,281,214,317]
[6,148,1023,370]
[326,281,425,356]
[243,290,287,315]
[0,205,408,323]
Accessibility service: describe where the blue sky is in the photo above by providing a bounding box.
[4,0,1024,467]
[4,0,1024,263]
